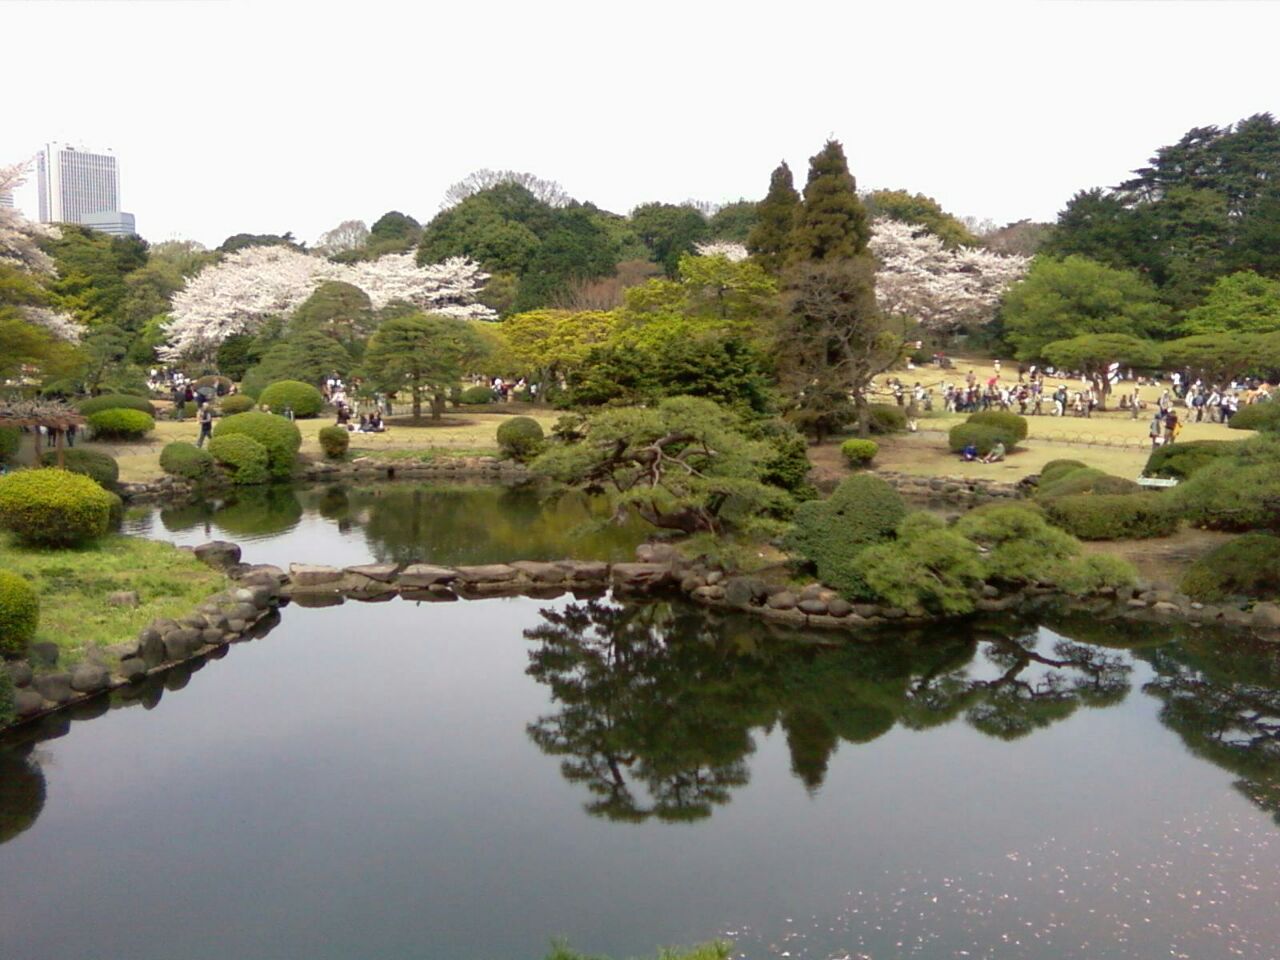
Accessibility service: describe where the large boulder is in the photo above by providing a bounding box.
[455,564,518,584]
[32,673,72,703]
[344,563,400,583]
[288,564,343,587]
[14,688,45,717]
[5,661,32,687]
[193,540,242,569]
[610,563,675,590]
[510,561,570,584]
[70,664,110,693]
[398,564,458,588]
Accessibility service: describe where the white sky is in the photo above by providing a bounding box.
[5,0,1278,248]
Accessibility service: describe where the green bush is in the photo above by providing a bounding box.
[1036,467,1139,500]
[1174,455,1280,531]
[194,375,233,394]
[0,427,20,464]
[866,403,907,434]
[40,379,79,399]
[840,438,878,466]
[967,410,1029,441]
[1144,440,1237,480]
[1229,402,1280,433]
[212,412,302,479]
[496,417,545,462]
[77,393,157,417]
[1043,493,1179,540]
[0,670,12,727]
[1038,459,1088,485]
[39,449,118,488]
[955,503,1079,582]
[257,380,325,418]
[318,425,350,459]
[457,384,495,405]
[0,570,39,657]
[1180,533,1280,602]
[219,394,255,416]
[860,513,984,616]
[208,434,270,485]
[750,418,815,501]
[159,442,215,481]
[1054,554,1139,596]
[0,468,114,546]
[86,408,154,440]
[948,422,1018,455]
[785,474,906,599]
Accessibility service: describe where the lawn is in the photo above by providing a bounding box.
[0,534,228,666]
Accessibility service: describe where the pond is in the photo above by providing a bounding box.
[2,496,1279,959]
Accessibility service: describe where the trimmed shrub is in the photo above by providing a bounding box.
[1036,467,1139,500]
[257,380,325,418]
[159,442,215,481]
[40,379,79,399]
[1180,533,1280,602]
[785,474,906,599]
[39,449,118,488]
[0,570,39,657]
[1174,455,1280,532]
[208,434,270,485]
[457,384,495,405]
[496,417,545,462]
[86,408,154,440]
[753,418,816,500]
[1144,440,1237,480]
[967,410,1029,441]
[212,412,302,479]
[0,468,114,546]
[1038,459,1088,486]
[948,422,1018,455]
[194,375,233,394]
[0,427,20,464]
[954,503,1079,583]
[1054,554,1140,597]
[318,425,350,459]
[840,438,878,466]
[860,513,985,616]
[219,394,255,416]
[1043,493,1179,540]
[866,403,907,434]
[1229,402,1280,433]
[77,393,157,417]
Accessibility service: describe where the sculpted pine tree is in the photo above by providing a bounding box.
[746,162,800,274]
[788,140,870,265]
[362,314,488,420]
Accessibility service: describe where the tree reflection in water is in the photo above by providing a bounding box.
[525,600,1140,822]
[0,749,46,845]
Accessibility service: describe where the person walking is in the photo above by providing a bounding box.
[196,404,213,448]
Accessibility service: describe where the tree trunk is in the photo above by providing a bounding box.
[431,392,446,421]
[412,386,422,419]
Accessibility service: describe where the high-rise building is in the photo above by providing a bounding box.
[0,190,13,209]
[36,142,136,234]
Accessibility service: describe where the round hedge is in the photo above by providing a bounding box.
[86,408,154,440]
[0,570,39,657]
[1039,459,1088,486]
[159,442,215,480]
[39,449,118,488]
[457,385,495,405]
[211,412,302,479]
[1173,455,1280,532]
[966,410,1029,441]
[866,403,907,434]
[218,394,255,416]
[257,380,324,418]
[1042,493,1179,540]
[840,438,878,466]
[77,394,157,417]
[208,434,270,485]
[1180,533,1280,602]
[496,416,545,462]
[1144,440,1237,480]
[0,468,114,546]
[948,422,1018,455]
[1229,402,1280,433]
[0,427,20,464]
[1036,467,1140,500]
[785,474,906,599]
[318,425,350,459]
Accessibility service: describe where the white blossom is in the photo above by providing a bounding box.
[160,247,496,360]
[0,161,59,274]
[869,217,1029,333]
[694,240,750,262]
[23,306,82,342]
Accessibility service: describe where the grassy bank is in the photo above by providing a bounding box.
[0,534,227,666]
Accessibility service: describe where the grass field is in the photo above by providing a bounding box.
[0,534,227,665]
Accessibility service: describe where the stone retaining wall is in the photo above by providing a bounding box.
[873,470,1026,507]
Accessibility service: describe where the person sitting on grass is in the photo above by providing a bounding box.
[961,443,979,462]
[368,411,385,432]
[980,441,1006,464]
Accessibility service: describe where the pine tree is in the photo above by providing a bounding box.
[746,162,800,274]
[787,140,870,265]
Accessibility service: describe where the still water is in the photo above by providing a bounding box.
[2,492,1279,959]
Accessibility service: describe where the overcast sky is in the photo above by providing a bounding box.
[5,0,1278,248]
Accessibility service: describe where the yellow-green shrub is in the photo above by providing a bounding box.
[86,408,154,440]
[0,468,114,546]
[208,434,270,485]
[0,570,39,657]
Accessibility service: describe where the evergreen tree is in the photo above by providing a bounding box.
[746,162,799,274]
[787,141,870,265]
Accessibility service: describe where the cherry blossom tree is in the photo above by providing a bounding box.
[693,240,749,262]
[869,217,1028,334]
[0,161,58,274]
[160,247,496,360]
[314,219,369,256]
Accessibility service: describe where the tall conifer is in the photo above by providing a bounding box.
[747,162,800,274]
[788,140,870,264]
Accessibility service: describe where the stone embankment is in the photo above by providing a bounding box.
[873,471,1026,507]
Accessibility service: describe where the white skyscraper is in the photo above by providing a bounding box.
[36,142,136,234]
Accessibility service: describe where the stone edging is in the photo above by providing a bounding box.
[873,470,1026,505]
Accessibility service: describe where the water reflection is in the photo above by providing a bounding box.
[0,750,46,845]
